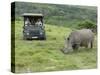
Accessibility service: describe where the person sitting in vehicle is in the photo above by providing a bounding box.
[25,18,31,26]
[35,19,43,28]
[30,18,35,25]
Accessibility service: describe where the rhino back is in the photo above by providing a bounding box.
[78,29,94,41]
[69,29,94,45]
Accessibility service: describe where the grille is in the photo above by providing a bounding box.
[30,30,40,36]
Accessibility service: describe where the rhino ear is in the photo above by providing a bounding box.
[67,37,69,40]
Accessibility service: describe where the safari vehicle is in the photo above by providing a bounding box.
[22,13,46,40]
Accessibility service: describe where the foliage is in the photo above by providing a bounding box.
[13,2,97,27]
[78,20,96,29]
[77,20,97,33]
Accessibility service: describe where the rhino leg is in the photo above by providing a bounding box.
[85,44,88,48]
[87,41,93,48]
[72,44,79,50]
[91,41,93,48]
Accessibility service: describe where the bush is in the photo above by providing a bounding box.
[77,20,97,33]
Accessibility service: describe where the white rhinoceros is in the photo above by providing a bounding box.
[62,29,94,53]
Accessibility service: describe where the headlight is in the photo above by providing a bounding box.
[40,32,43,35]
[26,33,29,35]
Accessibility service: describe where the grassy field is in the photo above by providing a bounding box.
[14,21,97,73]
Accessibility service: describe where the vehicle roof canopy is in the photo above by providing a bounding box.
[22,13,43,17]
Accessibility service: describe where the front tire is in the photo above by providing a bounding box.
[39,36,46,40]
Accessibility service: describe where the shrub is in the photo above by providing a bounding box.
[77,20,97,33]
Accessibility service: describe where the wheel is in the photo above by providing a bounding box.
[23,37,27,40]
[39,36,46,40]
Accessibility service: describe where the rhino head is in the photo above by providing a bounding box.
[61,36,80,54]
[61,37,73,54]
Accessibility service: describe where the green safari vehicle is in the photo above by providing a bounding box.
[22,13,46,40]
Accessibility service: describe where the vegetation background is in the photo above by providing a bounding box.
[11,2,97,73]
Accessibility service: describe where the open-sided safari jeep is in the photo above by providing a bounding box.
[22,13,46,40]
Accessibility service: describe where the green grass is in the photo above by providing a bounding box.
[14,21,97,73]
